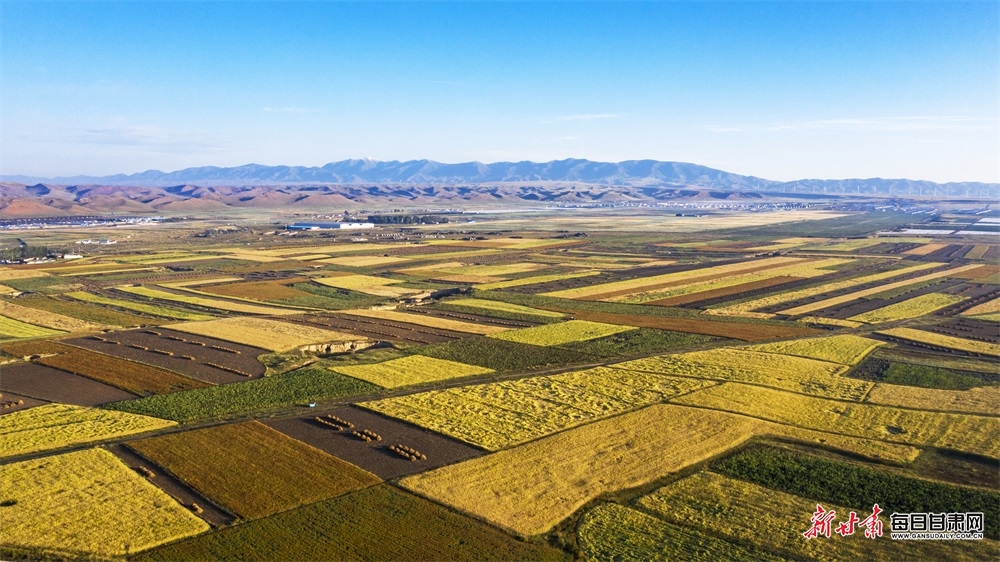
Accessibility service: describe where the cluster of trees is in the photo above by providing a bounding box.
[0,243,53,262]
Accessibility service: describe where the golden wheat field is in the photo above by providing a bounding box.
[0,299,107,333]
[865,384,1000,416]
[674,383,1000,457]
[848,293,967,324]
[488,319,635,346]
[743,334,883,365]
[961,296,1000,316]
[339,308,509,334]
[167,317,362,352]
[0,448,208,557]
[878,327,1000,357]
[333,355,494,388]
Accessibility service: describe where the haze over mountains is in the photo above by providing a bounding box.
[1,159,996,217]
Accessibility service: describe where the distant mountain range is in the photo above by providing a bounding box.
[1,159,996,216]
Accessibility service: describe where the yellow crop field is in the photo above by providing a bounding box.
[0,315,65,339]
[488,319,635,346]
[617,348,870,400]
[430,274,506,284]
[614,258,850,304]
[0,299,107,332]
[333,355,493,388]
[0,268,50,281]
[313,275,422,297]
[849,293,967,324]
[0,284,16,294]
[60,267,158,277]
[319,255,412,267]
[66,291,215,321]
[866,384,1000,416]
[812,238,886,252]
[160,277,244,288]
[474,270,600,290]
[797,316,863,328]
[0,448,208,557]
[442,298,566,318]
[340,308,508,334]
[709,261,943,316]
[743,334,883,365]
[638,471,997,562]
[542,256,808,299]
[778,264,981,316]
[0,403,175,459]
[674,383,1000,457]
[167,317,362,352]
[878,327,1000,357]
[397,405,764,536]
[961,296,1000,316]
[364,367,714,449]
[904,243,949,256]
[117,285,302,315]
[965,245,990,260]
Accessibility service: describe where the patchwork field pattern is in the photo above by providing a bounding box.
[65,291,215,321]
[128,421,379,519]
[637,471,998,561]
[0,299,106,332]
[674,383,1000,457]
[313,274,421,297]
[0,403,174,459]
[166,317,362,352]
[878,327,1000,357]
[0,315,64,339]
[118,286,303,315]
[364,368,715,450]
[0,363,137,406]
[474,270,600,290]
[332,355,493,388]
[36,343,211,395]
[0,448,208,557]
[488,319,635,346]
[617,347,871,400]
[743,334,883,365]
[439,297,566,318]
[340,308,508,334]
[848,293,968,324]
[866,384,1000,415]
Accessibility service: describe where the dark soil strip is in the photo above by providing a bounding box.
[646,276,805,307]
[108,444,235,528]
[0,391,48,415]
[924,319,1000,345]
[0,363,136,406]
[402,307,538,328]
[803,278,964,320]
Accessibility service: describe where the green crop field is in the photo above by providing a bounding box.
[488,319,636,346]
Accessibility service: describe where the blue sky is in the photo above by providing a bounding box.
[2,1,997,182]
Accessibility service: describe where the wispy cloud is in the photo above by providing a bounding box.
[23,127,224,153]
[550,113,622,122]
[704,116,997,133]
[263,106,308,113]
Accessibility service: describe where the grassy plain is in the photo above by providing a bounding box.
[0,448,208,557]
[0,403,174,458]
[128,421,379,519]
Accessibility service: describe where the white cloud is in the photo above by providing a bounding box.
[704,116,997,133]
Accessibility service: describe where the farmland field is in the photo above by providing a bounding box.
[878,327,1000,357]
[0,448,208,557]
[743,334,883,365]
[487,319,635,346]
[416,336,595,372]
[340,307,509,334]
[166,317,362,352]
[439,297,566,319]
[128,421,379,519]
[117,285,303,315]
[65,291,215,321]
[332,355,493,388]
[0,363,137,406]
[0,315,64,339]
[0,403,174,458]
[0,298,106,332]
[849,293,967,323]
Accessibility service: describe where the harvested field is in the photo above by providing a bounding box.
[417,336,595,372]
[710,261,944,316]
[8,294,151,327]
[577,503,778,562]
[849,293,967,323]
[117,285,303,315]
[403,307,539,329]
[904,243,950,255]
[440,297,565,319]
[646,275,804,306]
[877,327,1000,357]
[474,270,600,291]
[0,268,49,281]
[638,471,998,561]
[925,318,1000,344]
[0,403,173,459]
[128,421,379,519]
[65,291,215,321]
[197,279,312,301]
[962,296,1000,316]
[166,317,362,352]
[313,275,421,297]
[364,368,716,450]
[866,383,1000,415]
[265,405,485,479]
[848,357,998,389]
[333,355,493,388]
[35,343,210,395]
[965,245,991,260]
[106,365,378,423]
[67,329,266,384]
[0,363,136,406]
[539,308,822,341]
[136,485,565,562]
[618,348,870,400]
[743,334,883,365]
[555,328,722,358]
[0,448,208,558]
[675,383,1000,457]
[0,391,47,415]
[340,308,509,335]
[318,254,412,267]
[288,313,464,344]
[0,315,64,339]
[0,299,106,332]
[488,319,635,346]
